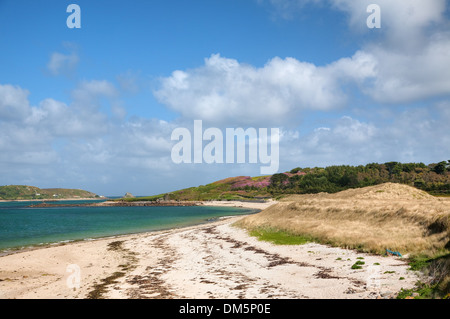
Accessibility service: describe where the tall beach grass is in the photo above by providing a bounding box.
[235,183,450,297]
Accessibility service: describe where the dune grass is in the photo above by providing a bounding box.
[249,228,312,245]
[236,183,449,256]
[234,183,450,298]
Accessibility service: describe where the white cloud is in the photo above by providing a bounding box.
[302,116,377,154]
[35,98,109,138]
[0,84,31,121]
[0,82,179,192]
[0,81,117,170]
[263,0,447,37]
[152,0,450,142]
[157,40,450,112]
[365,34,450,102]
[327,50,377,82]
[279,105,450,169]
[330,0,446,42]
[154,52,376,126]
[72,80,118,105]
[261,0,449,55]
[47,51,79,76]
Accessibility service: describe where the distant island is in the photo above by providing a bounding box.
[0,185,101,201]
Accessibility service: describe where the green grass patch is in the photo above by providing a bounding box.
[351,260,365,269]
[396,282,438,299]
[405,252,450,298]
[408,255,433,271]
[249,228,312,246]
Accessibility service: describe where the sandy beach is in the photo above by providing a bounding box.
[0,200,421,299]
[200,200,277,210]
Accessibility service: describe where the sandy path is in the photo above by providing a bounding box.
[0,214,422,299]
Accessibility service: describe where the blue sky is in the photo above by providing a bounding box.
[1,0,449,196]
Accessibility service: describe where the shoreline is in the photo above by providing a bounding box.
[0,214,254,258]
[3,198,277,209]
[0,211,421,299]
[0,197,105,203]
[0,200,275,257]
[95,199,277,209]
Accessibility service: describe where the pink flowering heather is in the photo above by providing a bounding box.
[230,176,271,189]
[220,171,307,190]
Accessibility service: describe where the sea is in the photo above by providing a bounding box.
[0,199,258,255]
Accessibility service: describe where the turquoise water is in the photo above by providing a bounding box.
[0,201,257,253]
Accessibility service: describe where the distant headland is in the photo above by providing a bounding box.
[0,185,101,201]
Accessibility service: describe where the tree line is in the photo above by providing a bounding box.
[267,161,450,195]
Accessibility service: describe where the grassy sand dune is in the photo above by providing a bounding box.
[237,183,449,255]
[313,182,437,201]
[235,183,450,297]
[236,183,450,297]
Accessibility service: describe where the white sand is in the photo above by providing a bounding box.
[0,201,423,299]
[200,200,277,210]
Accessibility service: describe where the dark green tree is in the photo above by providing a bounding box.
[385,161,402,177]
[290,167,302,174]
[270,173,288,188]
[433,161,448,175]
